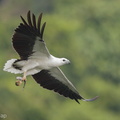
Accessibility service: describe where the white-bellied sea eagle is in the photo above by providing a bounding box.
[3,11,98,103]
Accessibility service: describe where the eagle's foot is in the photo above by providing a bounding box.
[15,77,27,88]
[15,72,27,88]
[15,77,23,86]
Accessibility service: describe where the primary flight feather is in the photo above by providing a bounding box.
[3,11,98,103]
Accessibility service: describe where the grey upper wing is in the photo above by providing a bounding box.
[12,11,50,60]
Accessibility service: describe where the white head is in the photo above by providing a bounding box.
[60,58,70,65]
[51,56,70,67]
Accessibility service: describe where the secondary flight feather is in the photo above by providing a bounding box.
[3,11,98,103]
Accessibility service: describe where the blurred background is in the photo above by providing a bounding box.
[0,0,120,120]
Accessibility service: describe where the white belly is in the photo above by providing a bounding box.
[22,58,53,76]
[4,55,62,76]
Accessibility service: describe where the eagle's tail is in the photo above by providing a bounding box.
[3,59,23,74]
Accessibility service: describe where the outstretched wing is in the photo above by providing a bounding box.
[12,11,50,60]
[32,67,98,103]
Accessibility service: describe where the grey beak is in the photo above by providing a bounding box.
[68,60,71,64]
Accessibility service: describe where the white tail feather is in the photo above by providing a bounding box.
[3,59,23,74]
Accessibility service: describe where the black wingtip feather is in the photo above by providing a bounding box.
[41,22,46,39]
[32,13,37,29]
[27,11,33,27]
[37,13,43,34]
[20,16,28,26]
[19,11,45,39]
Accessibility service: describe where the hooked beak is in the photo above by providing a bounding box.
[68,60,71,64]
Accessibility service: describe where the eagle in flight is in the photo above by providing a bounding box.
[4,11,98,103]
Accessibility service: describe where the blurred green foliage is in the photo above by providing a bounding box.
[0,0,120,120]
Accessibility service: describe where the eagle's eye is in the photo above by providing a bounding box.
[63,59,66,62]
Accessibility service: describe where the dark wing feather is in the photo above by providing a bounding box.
[12,11,46,60]
[32,67,84,103]
[27,11,33,27]
[32,67,99,103]
[32,14,37,29]
[37,13,42,33]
